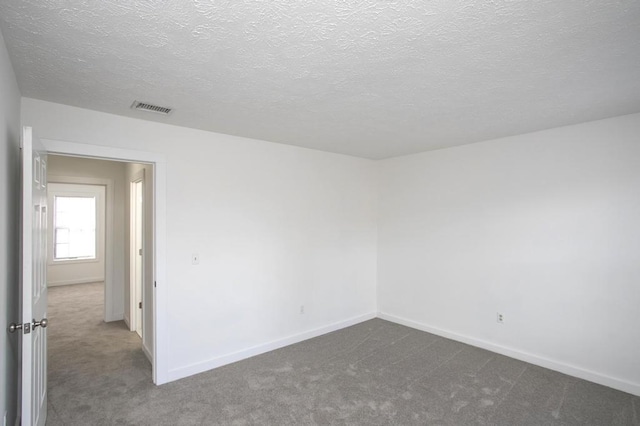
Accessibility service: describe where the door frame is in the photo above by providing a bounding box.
[47,176,117,322]
[40,139,168,385]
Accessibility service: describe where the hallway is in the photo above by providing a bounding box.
[47,282,151,425]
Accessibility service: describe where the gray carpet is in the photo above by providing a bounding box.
[46,282,640,425]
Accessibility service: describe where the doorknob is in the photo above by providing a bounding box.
[32,318,48,329]
[8,322,23,333]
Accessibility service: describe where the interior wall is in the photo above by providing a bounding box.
[378,113,640,395]
[21,95,639,397]
[47,155,127,319]
[125,162,154,359]
[46,182,106,286]
[0,28,21,426]
[22,98,378,379]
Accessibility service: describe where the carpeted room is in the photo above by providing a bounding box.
[46,282,640,425]
[39,113,640,425]
[1,1,640,425]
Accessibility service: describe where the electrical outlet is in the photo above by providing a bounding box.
[191,253,199,265]
[497,312,505,324]
[300,305,305,314]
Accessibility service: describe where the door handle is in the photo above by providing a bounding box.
[8,319,47,333]
[32,318,48,329]
[8,322,23,333]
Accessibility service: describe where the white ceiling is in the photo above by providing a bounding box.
[1,1,639,159]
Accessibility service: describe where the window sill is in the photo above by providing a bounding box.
[49,258,100,266]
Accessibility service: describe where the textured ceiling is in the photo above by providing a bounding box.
[1,1,639,159]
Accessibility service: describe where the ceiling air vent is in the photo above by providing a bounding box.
[131,101,172,115]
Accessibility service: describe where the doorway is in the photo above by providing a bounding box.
[40,138,167,385]
[44,153,157,378]
[43,154,158,423]
[45,155,155,348]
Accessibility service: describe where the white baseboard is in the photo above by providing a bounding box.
[48,277,104,287]
[378,312,640,397]
[142,342,153,363]
[168,312,376,382]
[123,314,130,328]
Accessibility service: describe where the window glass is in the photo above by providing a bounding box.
[54,196,97,260]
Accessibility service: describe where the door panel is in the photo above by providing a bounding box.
[21,126,48,426]
[135,180,143,338]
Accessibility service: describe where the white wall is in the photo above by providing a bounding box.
[0,28,21,426]
[22,98,378,379]
[21,96,639,397]
[47,182,106,286]
[125,162,154,359]
[378,113,640,396]
[47,155,127,319]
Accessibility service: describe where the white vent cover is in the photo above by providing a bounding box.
[131,101,172,115]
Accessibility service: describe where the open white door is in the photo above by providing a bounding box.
[134,179,144,338]
[129,170,145,337]
[20,126,48,426]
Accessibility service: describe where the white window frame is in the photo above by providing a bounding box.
[47,183,105,266]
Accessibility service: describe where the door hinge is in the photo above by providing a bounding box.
[139,248,142,256]
[138,302,142,309]
[154,281,156,288]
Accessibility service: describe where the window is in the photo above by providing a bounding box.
[54,195,97,260]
